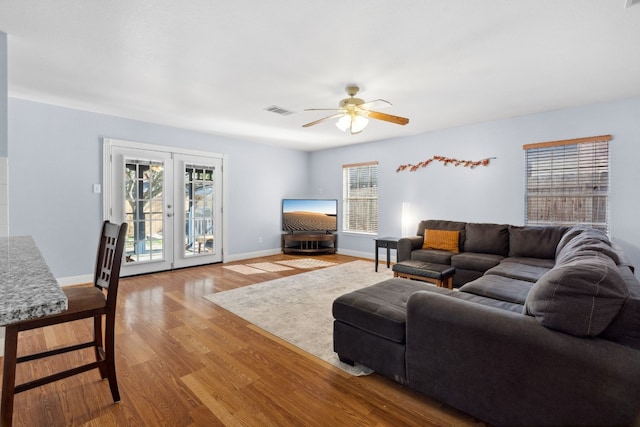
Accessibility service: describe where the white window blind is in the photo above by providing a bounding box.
[343,162,378,234]
[524,135,611,232]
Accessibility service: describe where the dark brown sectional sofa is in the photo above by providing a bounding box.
[397,219,572,287]
[333,220,640,426]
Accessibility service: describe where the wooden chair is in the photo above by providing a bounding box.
[1,221,128,427]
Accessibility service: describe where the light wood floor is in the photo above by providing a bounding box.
[1,254,485,426]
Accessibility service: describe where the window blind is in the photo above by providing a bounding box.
[524,135,611,231]
[342,162,378,234]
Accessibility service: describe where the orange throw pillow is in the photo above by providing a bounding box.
[422,229,460,253]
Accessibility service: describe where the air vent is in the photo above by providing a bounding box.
[264,105,294,116]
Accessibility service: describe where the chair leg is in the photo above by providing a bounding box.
[104,319,120,402]
[93,315,107,379]
[1,325,19,427]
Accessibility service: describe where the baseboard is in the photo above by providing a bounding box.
[336,248,376,261]
[57,274,93,287]
[224,248,282,263]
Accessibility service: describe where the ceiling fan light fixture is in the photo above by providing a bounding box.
[336,113,368,134]
[303,85,408,133]
[350,115,369,134]
[335,115,351,132]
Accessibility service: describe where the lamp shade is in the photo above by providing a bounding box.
[351,115,368,134]
[335,113,369,134]
[335,115,351,132]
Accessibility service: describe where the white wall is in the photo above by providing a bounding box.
[8,95,640,280]
[1,32,8,237]
[309,97,640,272]
[8,98,309,280]
[0,31,7,354]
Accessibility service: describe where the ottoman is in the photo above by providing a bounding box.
[392,260,456,289]
[332,278,435,384]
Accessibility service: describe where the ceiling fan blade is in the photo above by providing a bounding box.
[359,99,392,110]
[302,113,345,128]
[367,110,410,125]
[304,108,341,111]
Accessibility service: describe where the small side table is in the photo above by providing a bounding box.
[374,237,399,272]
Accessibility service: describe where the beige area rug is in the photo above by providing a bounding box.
[204,260,394,376]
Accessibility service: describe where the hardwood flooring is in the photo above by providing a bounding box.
[1,254,485,426]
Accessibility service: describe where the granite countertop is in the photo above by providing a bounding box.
[0,236,68,326]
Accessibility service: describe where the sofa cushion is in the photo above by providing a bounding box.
[603,298,640,350]
[411,249,454,265]
[500,257,555,269]
[508,226,568,259]
[556,226,614,254]
[464,223,509,256]
[459,275,534,305]
[555,227,619,265]
[422,229,460,253]
[408,286,525,314]
[524,254,629,337]
[407,286,524,314]
[332,278,433,343]
[452,269,484,288]
[416,220,466,250]
[555,226,592,257]
[485,261,551,283]
[601,267,640,350]
[451,252,503,273]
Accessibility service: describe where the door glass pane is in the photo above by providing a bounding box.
[184,164,216,257]
[124,160,165,263]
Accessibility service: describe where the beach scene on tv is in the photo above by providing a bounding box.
[282,199,337,232]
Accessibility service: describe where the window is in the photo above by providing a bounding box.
[524,135,611,231]
[343,162,378,234]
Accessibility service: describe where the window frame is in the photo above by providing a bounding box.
[523,134,611,232]
[342,161,379,235]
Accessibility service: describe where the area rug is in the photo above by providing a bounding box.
[203,260,394,375]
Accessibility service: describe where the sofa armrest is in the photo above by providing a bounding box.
[406,291,640,426]
[397,236,423,262]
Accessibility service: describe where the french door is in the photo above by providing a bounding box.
[104,139,225,276]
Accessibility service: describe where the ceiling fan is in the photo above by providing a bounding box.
[302,85,409,135]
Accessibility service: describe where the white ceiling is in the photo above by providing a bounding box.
[1,1,639,151]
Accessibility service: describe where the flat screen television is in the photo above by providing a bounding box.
[282,199,338,232]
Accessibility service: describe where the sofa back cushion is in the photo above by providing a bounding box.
[555,226,592,257]
[416,220,466,250]
[464,223,509,256]
[555,226,620,265]
[508,226,568,259]
[422,229,460,253]
[524,253,629,336]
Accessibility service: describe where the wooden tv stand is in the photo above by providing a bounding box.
[281,233,337,255]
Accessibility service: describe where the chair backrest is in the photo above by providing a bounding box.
[94,221,128,307]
